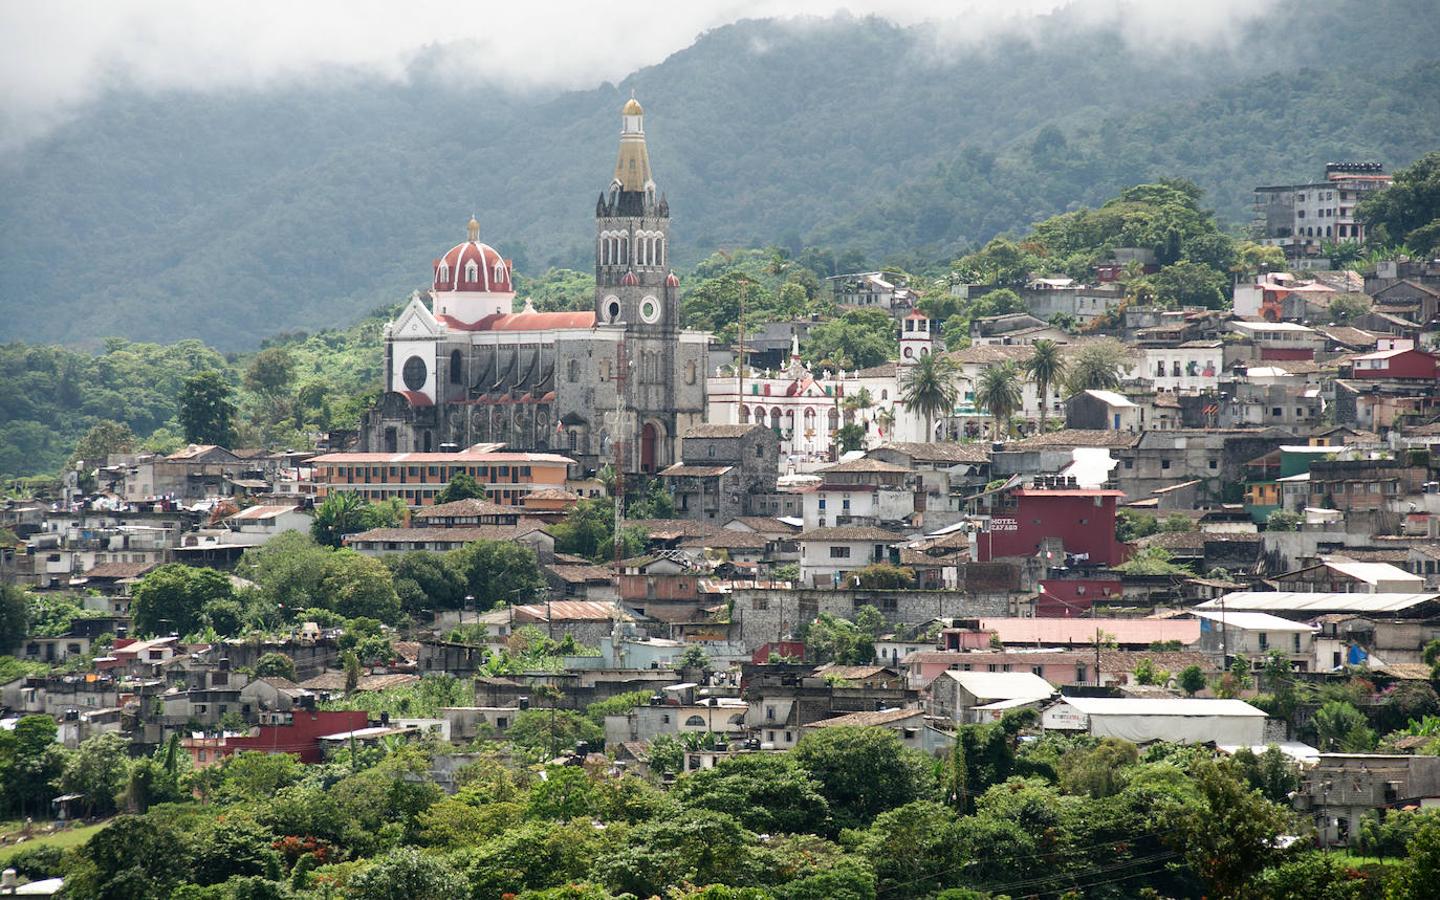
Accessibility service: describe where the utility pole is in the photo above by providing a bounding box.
[1095,627,1102,687]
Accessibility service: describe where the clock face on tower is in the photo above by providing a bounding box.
[402,356,428,391]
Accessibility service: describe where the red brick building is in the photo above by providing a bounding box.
[978,484,1126,566]
[1349,347,1438,380]
[183,709,368,766]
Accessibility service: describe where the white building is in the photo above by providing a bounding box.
[1140,341,1222,393]
[797,525,901,588]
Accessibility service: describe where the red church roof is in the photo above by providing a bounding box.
[436,311,597,331]
[433,240,513,294]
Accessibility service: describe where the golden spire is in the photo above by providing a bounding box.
[613,94,652,192]
[467,215,479,242]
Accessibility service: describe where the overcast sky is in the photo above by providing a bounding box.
[0,1,1272,153]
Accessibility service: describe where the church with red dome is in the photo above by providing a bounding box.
[360,99,709,476]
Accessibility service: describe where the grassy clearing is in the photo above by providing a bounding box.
[0,820,109,863]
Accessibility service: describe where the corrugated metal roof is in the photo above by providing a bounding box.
[1060,697,1267,717]
[1196,591,1440,614]
[1191,610,1318,632]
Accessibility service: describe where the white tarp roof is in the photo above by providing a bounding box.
[1321,561,1423,586]
[945,670,1056,702]
[1059,697,1266,718]
[1196,591,1439,615]
[1191,610,1319,632]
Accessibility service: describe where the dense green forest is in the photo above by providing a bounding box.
[2,0,1438,346]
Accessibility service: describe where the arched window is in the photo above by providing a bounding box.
[656,238,664,267]
[465,261,478,283]
[601,237,610,266]
[449,349,463,384]
[437,264,449,284]
[684,715,706,727]
[620,236,628,265]
[494,261,506,282]
[880,390,888,400]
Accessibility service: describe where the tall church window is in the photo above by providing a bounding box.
[494,261,506,282]
[437,264,449,284]
[567,359,580,382]
[601,237,610,266]
[656,238,664,266]
[620,236,628,265]
[465,262,478,283]
[449,350,463,384]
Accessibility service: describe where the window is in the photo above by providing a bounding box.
[1160,459,1170,470]
[1259,633,1269,651]
[766,706,775,721]
[684,715,706,727]
[829,546,851,559]
[449,349,463,383]
[1208,460,1217,470]
[465,261,478,282]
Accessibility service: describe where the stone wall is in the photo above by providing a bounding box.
[730,588,1015,650]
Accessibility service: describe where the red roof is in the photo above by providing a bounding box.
[399,390,433,407]
[436,311,597,332]
[311,448,575,465]
[434,240,512,294]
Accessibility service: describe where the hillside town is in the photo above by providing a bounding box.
[3,96,1440,899]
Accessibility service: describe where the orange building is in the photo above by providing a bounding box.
[309,446,574,507]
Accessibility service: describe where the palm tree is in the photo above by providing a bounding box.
[1065,340,1131,394]
[842,387,874,425]
[975,362,1023,441]
[1024,339,1066,431]
[899,353,960,442]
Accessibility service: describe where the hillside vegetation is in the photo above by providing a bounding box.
[2,0,1438,346]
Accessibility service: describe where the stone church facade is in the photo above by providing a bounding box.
[360,99,709,474]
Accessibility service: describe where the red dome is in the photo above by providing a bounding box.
[620,269,639,287]
[665,272,680,287]
[433,240,513,293]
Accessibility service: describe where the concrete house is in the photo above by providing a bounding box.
[928,670,1055,723]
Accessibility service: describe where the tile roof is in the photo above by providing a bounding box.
[1004,429,1141,450]
[820,457,914,474]
[511,600,625,622]
[803,707,924,728]
[546,564,615,584]
[344,525,547,544]
[683,424,767,439]
[798,526,905,542]
[726,516,801,534]
[872,441,991,463]
[658,464,735,478]
[679,531,771,550]
[415,498,514,518]
[82,561,158,580]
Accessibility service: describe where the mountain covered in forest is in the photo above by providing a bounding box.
[1,0,1438,347]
